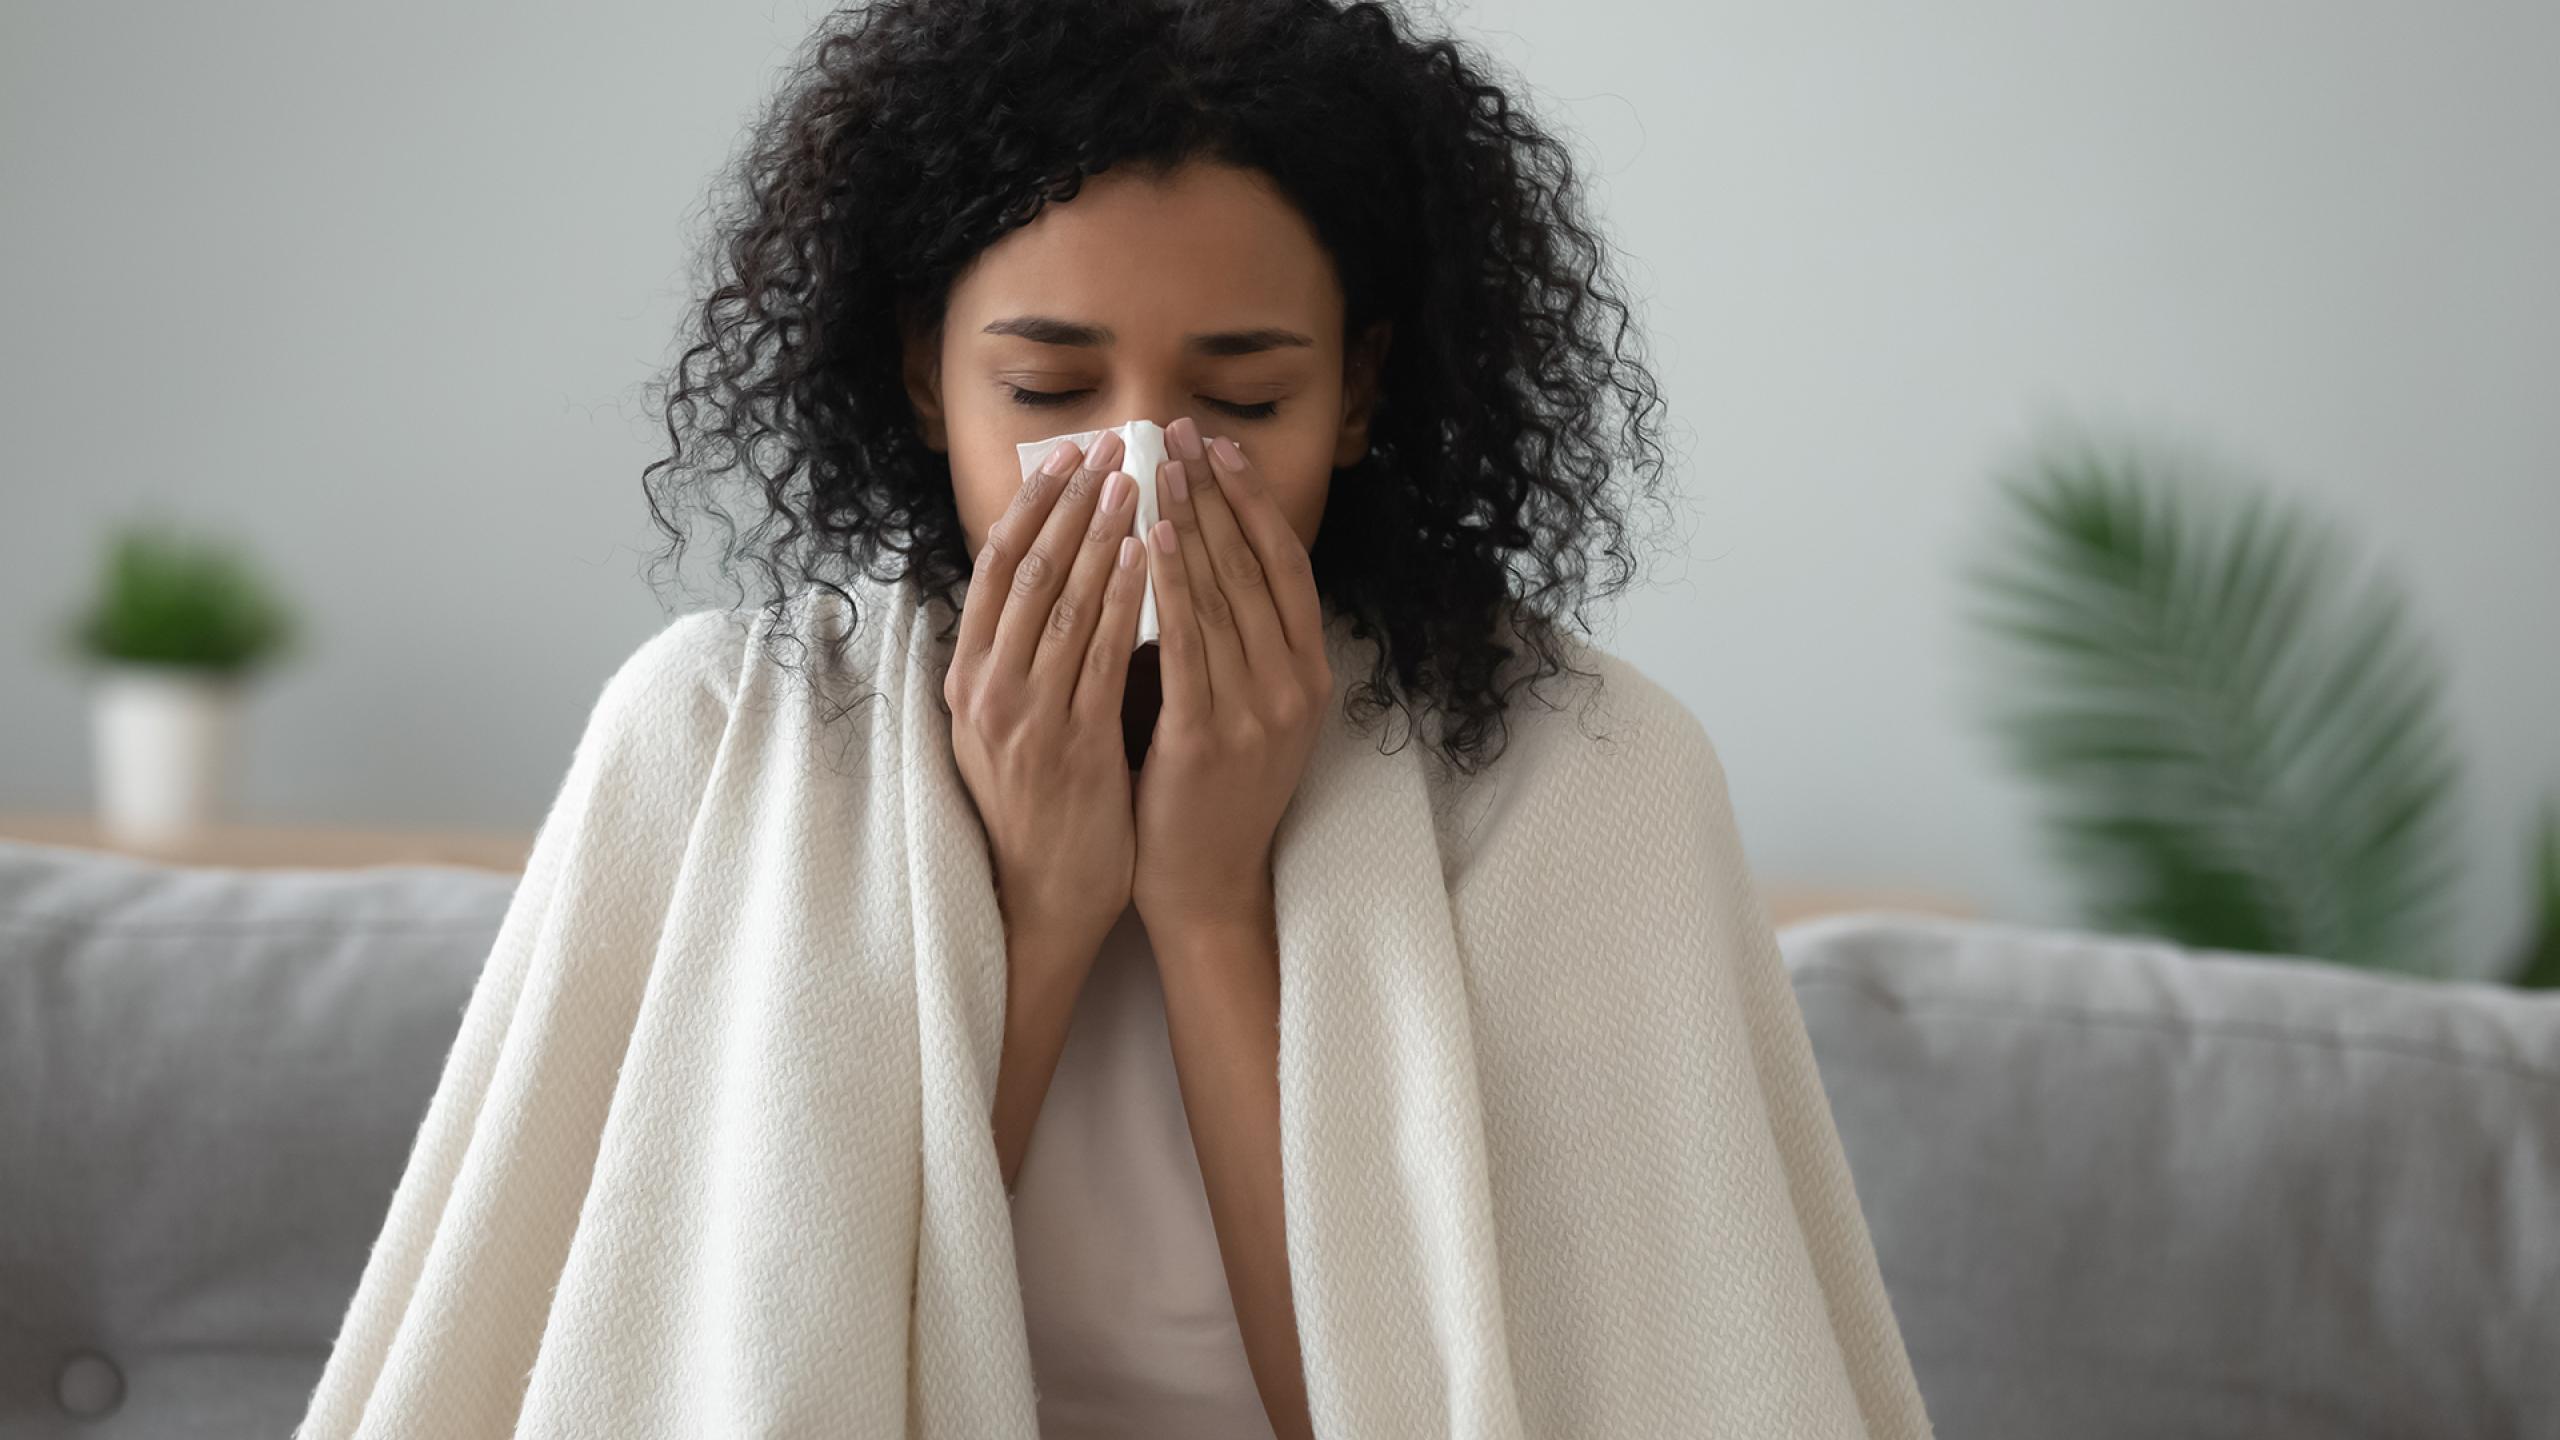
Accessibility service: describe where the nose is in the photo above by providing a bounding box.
[1087,372,1201,434]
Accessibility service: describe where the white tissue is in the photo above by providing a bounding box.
[1012,418,1171,652]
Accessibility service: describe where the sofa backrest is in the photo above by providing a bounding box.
[0,839,512,1438]
[6,838,2555,1437]
[1780,911,2560,1440]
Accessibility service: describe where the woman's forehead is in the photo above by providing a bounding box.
[951,163,1344,346]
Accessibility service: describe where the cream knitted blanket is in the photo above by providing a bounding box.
[294,571,1933,1439]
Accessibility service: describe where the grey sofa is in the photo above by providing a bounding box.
[3,835,2554,1438]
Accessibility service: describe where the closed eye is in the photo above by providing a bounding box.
[1003,385,1278,420]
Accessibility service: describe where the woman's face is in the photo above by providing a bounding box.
[905,159,1390,566]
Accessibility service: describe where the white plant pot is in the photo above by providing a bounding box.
[91,663,244,846]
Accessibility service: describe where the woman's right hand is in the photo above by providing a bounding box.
[944,428,1150,959]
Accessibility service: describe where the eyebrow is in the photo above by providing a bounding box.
[981,315,1316,357]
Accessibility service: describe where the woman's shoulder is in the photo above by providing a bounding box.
[605,606,758,709]
[1479,614,1719,786]
[595,580,912,730]
[577,606,762,762]
[1423,616,1730,883]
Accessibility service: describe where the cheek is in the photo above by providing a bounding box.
[1246,461,1328,553]
[1253,431,1334,551]
[937,386,1038,559]
[954,466,1009,558]
[949,439,1038,560]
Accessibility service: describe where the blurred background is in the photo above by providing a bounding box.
[2,0,2553,977]
[5,5,2557,1434]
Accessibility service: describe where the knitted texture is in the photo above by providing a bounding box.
[293,571,1934,1439]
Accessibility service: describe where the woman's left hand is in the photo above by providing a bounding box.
[1130,416,1333,941]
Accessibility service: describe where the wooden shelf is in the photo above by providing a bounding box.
[0,813,533,872]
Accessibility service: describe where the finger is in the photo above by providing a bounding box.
[1166,416,1289,673]
[1156,446,1249,713]
[958,436,1079,668]
[1200,431,1324,661]
[1071,529,1150,732]
[991,427,1124,682]
[1146,516,1210,731]
[1032,462,1141,706]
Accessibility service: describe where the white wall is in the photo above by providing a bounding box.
[4,1,2551,977]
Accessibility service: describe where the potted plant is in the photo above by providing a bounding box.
[59,516,298,845]
[2515,799,2560,988]
[1962,429,2470,978]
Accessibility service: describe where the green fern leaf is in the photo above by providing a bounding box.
[1967,432,2463,975]
[2515,798,2560,988]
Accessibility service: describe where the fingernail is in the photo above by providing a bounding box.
[1208,435,1244,470]
[1173,417,1206,462]
[1103,471,1131,509]
[1086,429,1123,469]
[1153,519,1176,552]
[1118,535,1138,570]
[1165,459,1188,504]
[1041,439,1078,477]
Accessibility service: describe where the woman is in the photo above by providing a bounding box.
[297,2,1934,1437]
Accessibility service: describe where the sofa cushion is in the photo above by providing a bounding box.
[0,838,513,1439]
[1780,911,2560,1440]
[10,833,2554,1437]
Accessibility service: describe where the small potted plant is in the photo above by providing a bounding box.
[59,515,298,845]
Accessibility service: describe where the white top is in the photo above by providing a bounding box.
[1006,904,1279,1440]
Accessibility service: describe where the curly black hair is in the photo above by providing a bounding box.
[640,0,1683,777]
